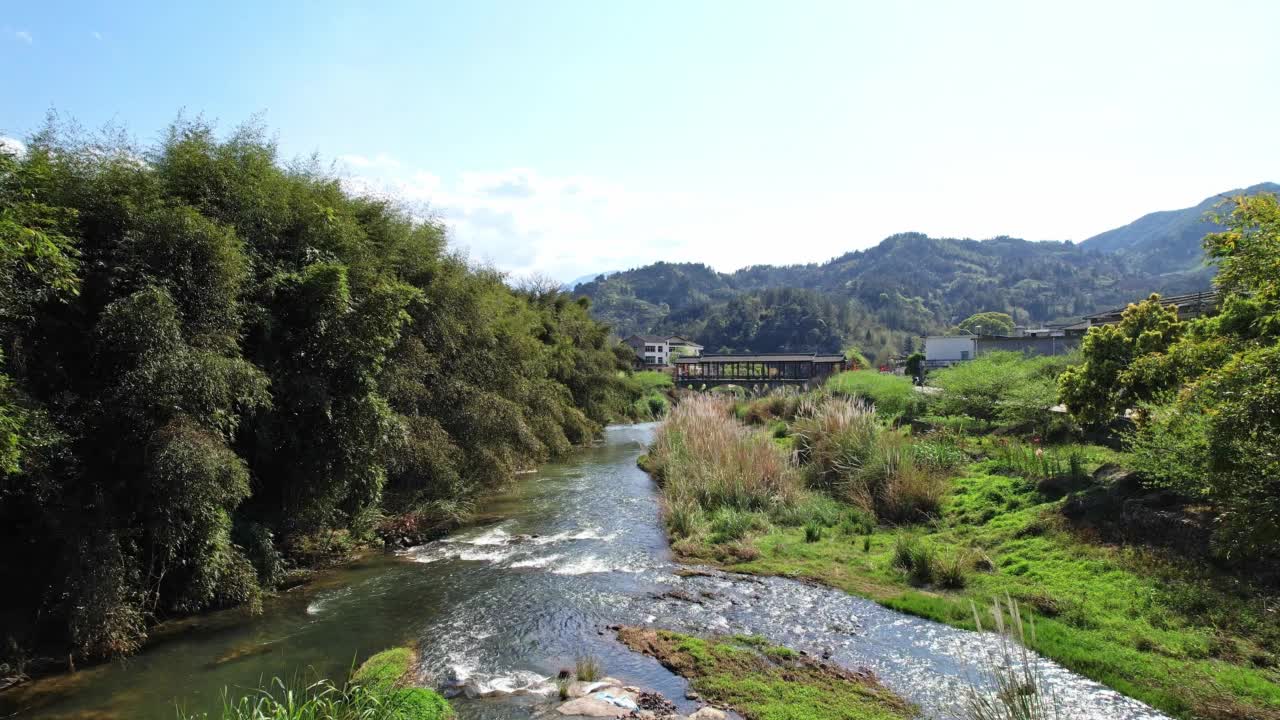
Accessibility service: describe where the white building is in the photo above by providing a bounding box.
[922,335,975,368]
[623,335,704,367]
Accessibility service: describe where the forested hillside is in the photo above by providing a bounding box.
[577,232,1213,361]
[0,121,637,662]
[1082,181,1280,274]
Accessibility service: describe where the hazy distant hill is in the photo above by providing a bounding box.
[576,186,1277,360]
[1082,182,1279,274]
[561,270,619,292]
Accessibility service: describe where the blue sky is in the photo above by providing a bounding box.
[3,1,1278,282]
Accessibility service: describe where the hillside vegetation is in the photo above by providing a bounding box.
[0,119,645,664]
[575,186,1280,361]
[578,234,1210,362]
[1082,181,1280,274]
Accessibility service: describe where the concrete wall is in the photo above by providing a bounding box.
[924,336,975,362]
[974,335,1080,357]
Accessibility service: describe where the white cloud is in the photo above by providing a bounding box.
[92,31,103,40]
[13,29,32,44]
[338,152,400,170]
[339,157,1253,285]
[0,136,26,156]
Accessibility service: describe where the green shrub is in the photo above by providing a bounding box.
[803,521,823,543]
[629,370,674,393]
[891,534,920,571]
[931,351,1075,433]
[935,552,969,589]
[911,439,968,472]
[665,499,702,539]
[770,493,844,527]
[708,508,769,543]
[826,370,925,421]
[837,507,876,536]
[907,545,936,586]
[646,393,670,418]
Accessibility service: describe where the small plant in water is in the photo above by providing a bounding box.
[575,654,602,682]
[963,594,1063,720]
[556,672,571,700]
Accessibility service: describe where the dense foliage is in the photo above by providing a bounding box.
[0,121,636,661]
[932,351,1077,437]
[1065,192,1280,557]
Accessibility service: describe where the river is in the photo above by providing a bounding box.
[0,423,1166,720]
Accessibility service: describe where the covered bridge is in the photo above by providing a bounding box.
[673,353,848,387]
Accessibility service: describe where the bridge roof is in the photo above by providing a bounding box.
[674,353,845,364]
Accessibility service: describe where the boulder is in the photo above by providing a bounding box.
[557,696,631,717]
[689,708,727,720]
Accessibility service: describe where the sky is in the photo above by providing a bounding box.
[3,0,1278,283]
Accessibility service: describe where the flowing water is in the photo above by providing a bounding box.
[1,423,1166,720]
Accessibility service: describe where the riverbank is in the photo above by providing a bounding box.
[643,394,1280,720]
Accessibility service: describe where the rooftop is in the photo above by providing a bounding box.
[675,352,845,364]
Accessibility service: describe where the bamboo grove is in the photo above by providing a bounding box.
[0,120,638,661]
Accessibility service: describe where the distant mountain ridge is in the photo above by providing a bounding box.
[1081,182,1279,274]
[575,183,1276,361]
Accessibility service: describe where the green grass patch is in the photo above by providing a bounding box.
[691,465,1280,720]
[351,647,415,693]
[617,628,918,720]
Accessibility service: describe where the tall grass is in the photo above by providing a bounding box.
[790,396,947,524]
[791,397,879,491]
[850,432,948,524]
[182,676,451,720]
[648,395,803,515]
[575,654,603,682]
[737,388,804,425]
[963,595,1062,720]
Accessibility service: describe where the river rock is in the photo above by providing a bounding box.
[567,680,611,698]
[689,708,726,720]
[556,696,633,717]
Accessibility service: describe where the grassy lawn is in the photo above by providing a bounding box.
[617,628,918,720]
[675,463,1280,720]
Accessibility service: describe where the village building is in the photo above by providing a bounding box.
[622,334,704,367]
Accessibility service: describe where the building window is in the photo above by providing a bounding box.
[960,350,970,360]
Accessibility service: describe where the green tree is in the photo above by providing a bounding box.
[1058,296,1181,426]
[904,351,925,379]
[956,311,1015,336]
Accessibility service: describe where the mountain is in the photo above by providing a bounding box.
[1081,182,1279,274]
[576,185,1277,361]
[561,270,619,292]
